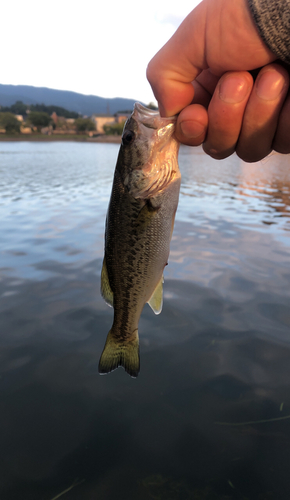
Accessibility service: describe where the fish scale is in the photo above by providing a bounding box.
[99,103,180,377]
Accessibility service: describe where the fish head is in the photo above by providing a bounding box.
[117,103,180,199]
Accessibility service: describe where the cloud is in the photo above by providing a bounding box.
[154,0,201,28]
[155,13,185,29]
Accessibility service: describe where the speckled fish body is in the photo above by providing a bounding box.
[99,103,180,377]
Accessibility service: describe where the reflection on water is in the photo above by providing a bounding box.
[179,147,290,236]
[0,141,290,499]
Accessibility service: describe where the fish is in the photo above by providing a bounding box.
[99,103,180,377]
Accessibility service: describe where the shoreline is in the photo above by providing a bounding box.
[0,134,122,143]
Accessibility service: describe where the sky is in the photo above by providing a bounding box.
[3,0,201,105]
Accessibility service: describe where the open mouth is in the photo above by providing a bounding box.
[133,103,176,131]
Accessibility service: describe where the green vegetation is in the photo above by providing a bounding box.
[75,117,95,132]
[0,101,28,115]
[0,100,79,119]
[116,109,132,114]
[27,111,51,131]
[0,99,159,137]
[147,102,158,110]
[103,122,125,135]
[0,112,21,133]
[30,103,79,118]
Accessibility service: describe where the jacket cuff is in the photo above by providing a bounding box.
[248,0,290,64]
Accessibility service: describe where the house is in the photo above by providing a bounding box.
[51,112,58,126]
[91,114,116,134]
[20,126,32,134]
[115,111,131,123]
[90,110,132,134]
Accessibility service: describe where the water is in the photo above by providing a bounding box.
[0,141,290,500]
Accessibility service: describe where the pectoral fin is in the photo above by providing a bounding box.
[101,257,114,307]
[136,201,160,232]
[148,274,164,315]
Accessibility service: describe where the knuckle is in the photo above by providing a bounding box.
[146,61,155,84]
[236,144,271,163]
[273,142,290,154]
[202,143,233,159]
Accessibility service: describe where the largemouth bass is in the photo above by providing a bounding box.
[99,103,180,377]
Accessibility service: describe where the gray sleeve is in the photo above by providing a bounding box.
[248,0,290,64]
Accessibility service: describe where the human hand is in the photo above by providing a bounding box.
[146,0,290,162]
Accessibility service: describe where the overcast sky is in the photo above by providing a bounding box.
[3,0,201,104]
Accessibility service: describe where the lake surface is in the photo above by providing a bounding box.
[1,141,290,500]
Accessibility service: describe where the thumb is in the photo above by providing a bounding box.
[146,3,207,116]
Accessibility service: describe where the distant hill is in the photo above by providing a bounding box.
[0,84,142,116]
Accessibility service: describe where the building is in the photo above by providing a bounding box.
[90,110,131,134]
[115,111,131,123]
[90,114,116,134]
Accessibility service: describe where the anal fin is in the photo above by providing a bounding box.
[148,274,164,315]
[101,257,114,307]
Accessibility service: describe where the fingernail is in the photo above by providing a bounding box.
[256,70,285,101]
[180,120,205,139]
[219,75,249,103]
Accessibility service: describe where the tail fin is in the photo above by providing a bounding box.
[98,329,140,378]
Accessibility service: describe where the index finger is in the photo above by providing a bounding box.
[146,52,198,117]
[146,5,207,116]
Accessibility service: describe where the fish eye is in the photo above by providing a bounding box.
[122,130,135,145]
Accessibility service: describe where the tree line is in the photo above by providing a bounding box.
[0,100,158,135]
[0,111,97,134]
[0,100,96,134]
[0,100,79,118]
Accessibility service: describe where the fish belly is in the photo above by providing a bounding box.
[99,171,181,376]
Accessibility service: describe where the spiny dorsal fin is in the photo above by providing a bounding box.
[148,274,164,315]
[101,257,114,307]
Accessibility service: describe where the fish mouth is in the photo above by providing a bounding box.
[131,102,177,153]
[127,103,180,200]
[133,102,177,131]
